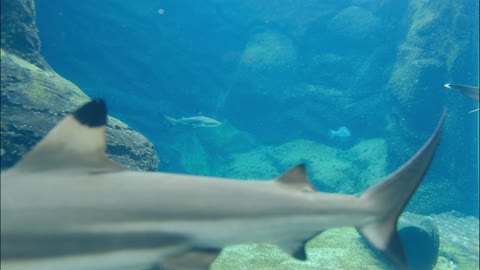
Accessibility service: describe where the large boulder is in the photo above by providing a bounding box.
[239,30,297,74]
[327,6,381,43]
[1,0,159,171]
[0,0,50,70]
[1,49,159,171]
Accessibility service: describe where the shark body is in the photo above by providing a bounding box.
[164,114,221,128]
[1,100,446,270]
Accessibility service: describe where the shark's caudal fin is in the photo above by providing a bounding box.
[357,109,446,269]
[164,115,178,125]
[9,99,124,173]
[327,129,334,139]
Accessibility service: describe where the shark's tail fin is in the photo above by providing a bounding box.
[164,115,178,125]
[328,129,334,139]
[355,109,446,269]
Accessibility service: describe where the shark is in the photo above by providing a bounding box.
[1,99,446,270]
[164,114,222,128]
[444,83,479,113]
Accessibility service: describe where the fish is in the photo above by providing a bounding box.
[444,83,479,113]
[164,114,222,128]
[0,99,446,270]
[328,126,351,139]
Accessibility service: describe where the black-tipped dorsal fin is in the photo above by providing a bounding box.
[276,164,315,191]
[11,99,124,173]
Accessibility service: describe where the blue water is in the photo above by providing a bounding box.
[35,0,478,217]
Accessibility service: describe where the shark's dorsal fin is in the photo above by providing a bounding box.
[276,164,315,191]
[10,99,124,173]
[197,112,204,116]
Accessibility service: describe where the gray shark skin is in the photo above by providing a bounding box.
[1,100,446,270]
[444,83,479,113]
[164,114,221,128]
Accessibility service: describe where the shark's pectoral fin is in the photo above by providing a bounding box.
[10,99,124,173]
[158,248,221,270]
[275,164,316,192]
[277,232,320,261]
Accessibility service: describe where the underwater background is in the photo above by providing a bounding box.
[1,0,478,269]
[35,0,479,217]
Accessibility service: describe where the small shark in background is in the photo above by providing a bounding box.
[444,83,479,113]
[1,99,446,270]
[164,113,222,128]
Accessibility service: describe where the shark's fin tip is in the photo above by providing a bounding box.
[73,99,107,127]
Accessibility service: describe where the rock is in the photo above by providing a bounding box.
[222,27,302,143]
[327,6,381,43]
[398,217,440,270]
[222,138,387,194]
[1,49,159,171]
[401,212,479,270]
[240,30,297,74]
[384,0,478,216]
[212,212,478,269]
[0,0,51,70]
[157,120,257,176]
[1,0,158,171]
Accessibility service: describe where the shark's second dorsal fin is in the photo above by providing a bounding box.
[10,99,124,173]
[276,164,315,191]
